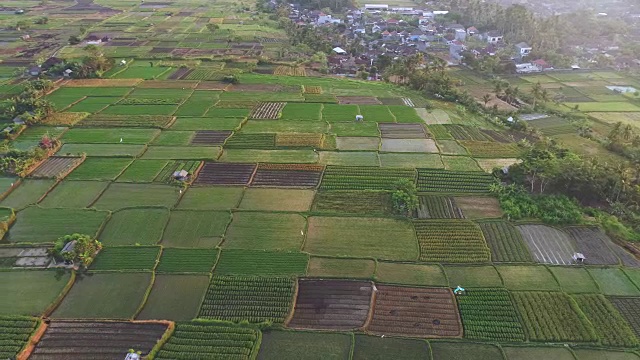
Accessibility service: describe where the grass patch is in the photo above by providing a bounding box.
[312,191,392,216]
[329,122,380,137]
[93,183,180,210]
[40,181,109,208]
[137,274,210,321]
[318,151,379,166]
[170,117,244,131]
[91,246,160,271]
[224,212,306,251]
[141,146,221,160]
[548,267,599,293]
[52,272,152,319]
[307,257,375,278]
[502,346,576,360]
[379,153,443,168]
[353,335,430,360]
[0,270,72,316]
[441,156,482,171]
[7,207,108,243]
[156,248,219,273]
[587,268,640,296]
[99,208,169,246]
[177,187,244,210]
[116,160,169,182]
[375,262,447,286]
[219,149,317,163]
[161,210,231,248]
[214,249,308,276]
[430,342,503,360]
[57,143,146,157]
[0,179,55,210]
[66,158,133,181]
[497,265,559,291]
[238,188,314,211]
[258,331,352,360]
[61,128,159,144]
[444,265,503,287]
[305,217,419,261]
[152,131,194,146]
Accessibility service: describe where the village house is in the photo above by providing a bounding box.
[515,42,532,59]
[485,31,503,44]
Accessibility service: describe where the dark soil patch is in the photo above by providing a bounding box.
[288,279,373,330]
[194,162,256,185]
[379,123,428,139]
[191,131,232,146]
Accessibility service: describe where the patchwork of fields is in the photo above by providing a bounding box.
[2,7,640,355]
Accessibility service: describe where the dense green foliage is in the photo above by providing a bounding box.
[155,322,259,360]
[391,179,419,216]
[492,184,582,224]
[457,289,525,341]
[512,291,597,342]
[0,316,38,359]
[198,276,295,323]
[51,233,102,268]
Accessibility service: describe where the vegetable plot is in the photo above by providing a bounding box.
[0,316,38,359]
[416,169,495,193]
[198,276,295,323]
[320,166,416,191]
[155,322,259,360]
[572,294,638,347]
[511,291,597,342]
[413,220,491,263]
[457,288,525,342]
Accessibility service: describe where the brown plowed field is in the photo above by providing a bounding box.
[566,226,620,265]
[191,130,232,146]
[367,285,462,338]
[251,164,323,187]
[29,320,168,360]
[194,162,256,185]
[379,123,428,139]
[288,279,373,330]
[30,157,84,178]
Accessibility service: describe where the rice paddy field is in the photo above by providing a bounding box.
[2,1,640,358]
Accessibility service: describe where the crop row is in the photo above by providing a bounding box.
[427,124,454,139]
[320,166,416,191]
[225,133,276,149]
[275,133,323,147]
[274,66,306,76]
[155,160,201,183]
[257,163,324,172]
[119,98,183,105]
[416,196,464,219]
[198,276,295,323]
[155,322,258,360]
[444,124,490,141]
[416,169,495,193]
[459,141,521,158]
[478,221,532,263]
[249,102,285,119]
[156,248,218,273]
[78,114,174,128]
[303,85,322,94]
[90,246,160,271]
[413,220,491,263]
[0,316,38,359]
[457,289,525,341]
[573,294,638,347]
[511,291,597,342]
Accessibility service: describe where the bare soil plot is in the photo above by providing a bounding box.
[195,82,229,90]
[378,123,428,139]
[336,137,380,150]
[566,226,620,265]
[337,96,380,105]
[288,279,373,330]
[367,285,462,338]
[249,102,286,119]
[194,162,256,185]
[250,163,323,188]
[454,196,503,219]
[29,320,168,360]
[479,129,512,143]
[190,130,232,145]
[380,139,439,152]
[516,225,577,265]
[29,156,84,179]
[230,84,284,92]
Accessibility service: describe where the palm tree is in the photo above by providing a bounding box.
[530,81,543,109]
[482,94,492,106]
